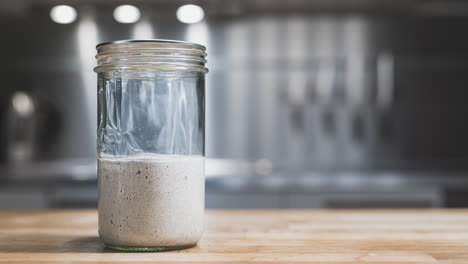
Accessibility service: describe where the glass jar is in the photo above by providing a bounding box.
[94,39,207,251]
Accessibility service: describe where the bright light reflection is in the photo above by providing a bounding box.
[12,92,34,117]
[113,5,141,24]
[177,4,205,24]
[50,5,77,24]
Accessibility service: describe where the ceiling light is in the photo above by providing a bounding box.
[50,5,77,24]
[176,4,204,24]
[113,5,141,24]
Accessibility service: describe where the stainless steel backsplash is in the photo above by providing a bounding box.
[1,3,468,179]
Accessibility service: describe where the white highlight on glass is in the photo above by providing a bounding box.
[113,5,141,24]
[50,5,77,24]
[176,4,205,24]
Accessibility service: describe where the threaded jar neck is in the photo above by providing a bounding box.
[94,39,208,74]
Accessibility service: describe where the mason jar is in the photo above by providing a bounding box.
[94,40,207,251]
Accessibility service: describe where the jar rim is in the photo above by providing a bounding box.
[95,39,208,74]
[96,39,206,49]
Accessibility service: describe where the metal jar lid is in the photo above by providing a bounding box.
[94,39,208,74]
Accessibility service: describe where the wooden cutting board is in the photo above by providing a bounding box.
[1,210,468,263]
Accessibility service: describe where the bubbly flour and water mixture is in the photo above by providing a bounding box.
[98,154,205,248]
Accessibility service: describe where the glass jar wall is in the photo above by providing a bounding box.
[94,40,207,251]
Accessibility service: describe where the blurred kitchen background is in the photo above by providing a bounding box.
[2,0,468,209]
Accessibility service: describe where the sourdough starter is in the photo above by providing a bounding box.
[98,154,205,248]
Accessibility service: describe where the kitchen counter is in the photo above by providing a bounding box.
[1,210,468,263]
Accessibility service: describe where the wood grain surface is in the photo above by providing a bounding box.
[1,210,468,263]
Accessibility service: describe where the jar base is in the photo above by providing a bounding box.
[106,244,196,252]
